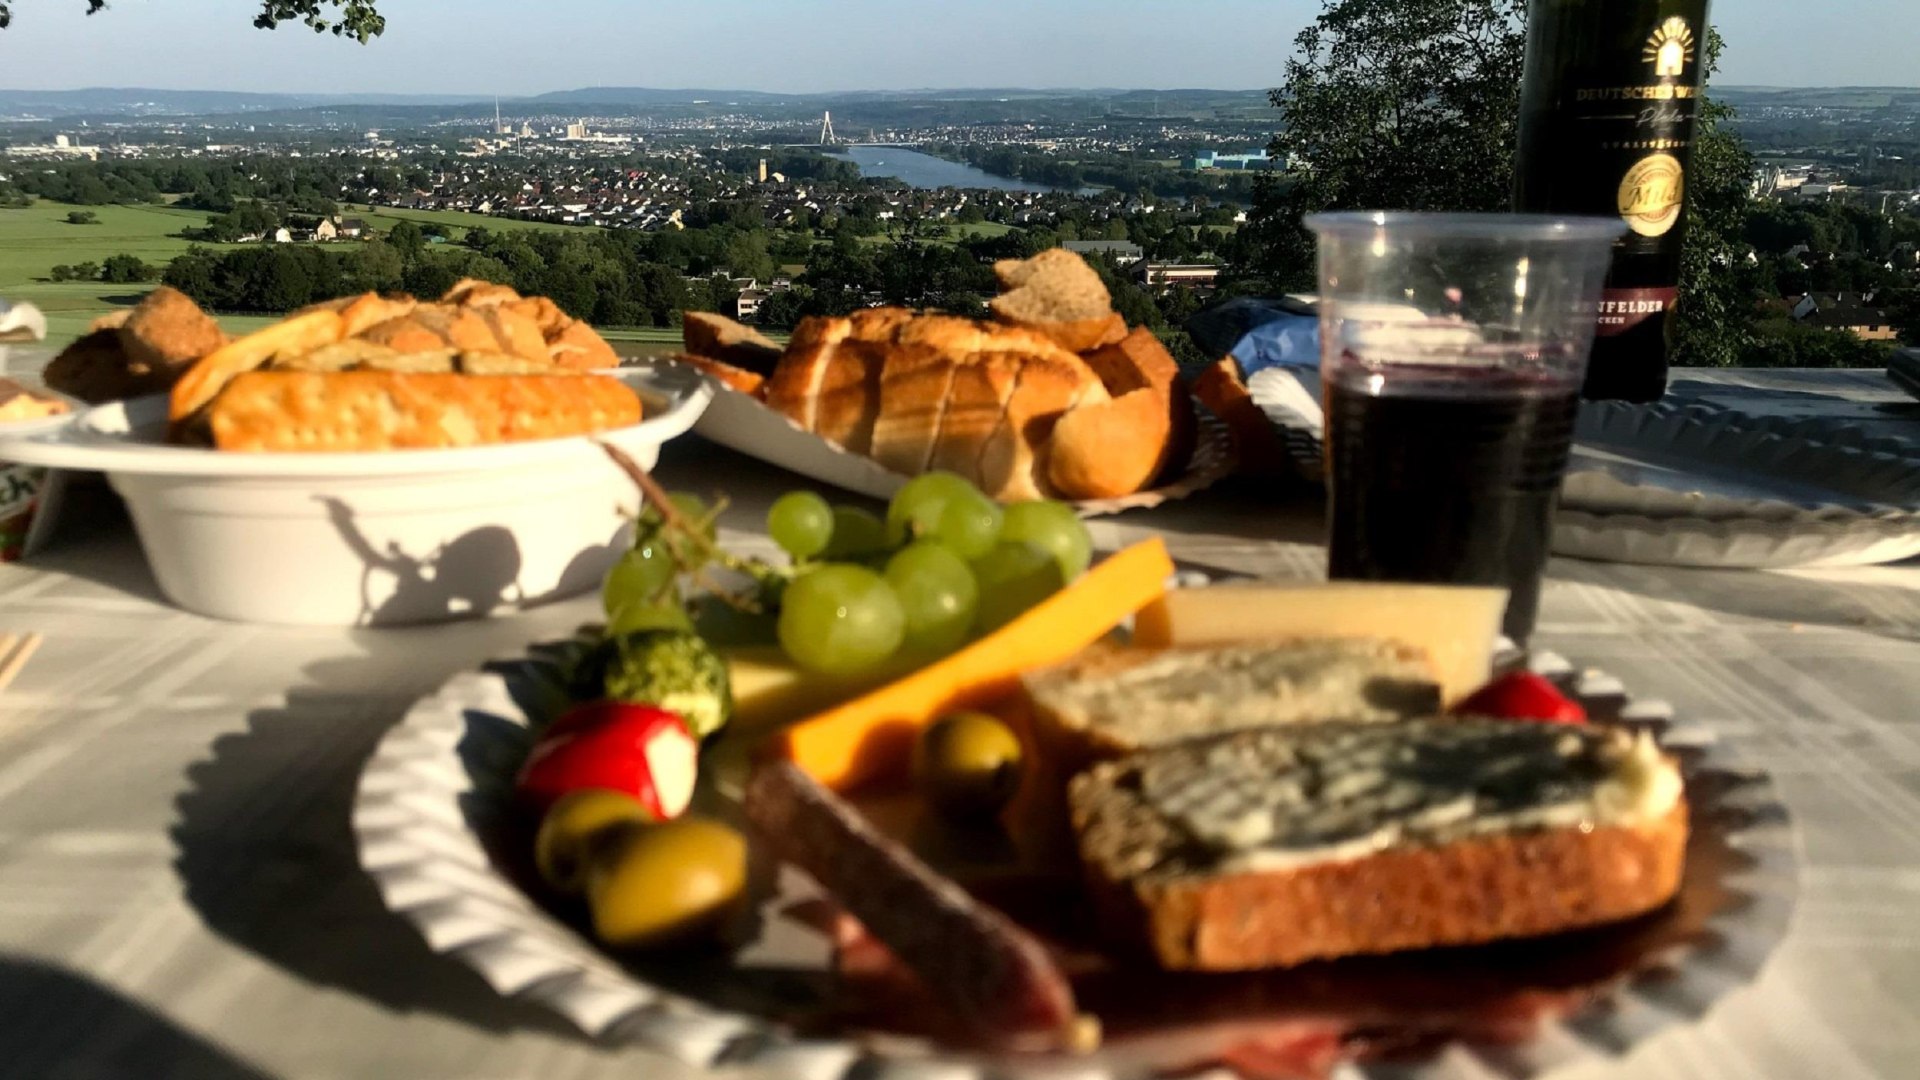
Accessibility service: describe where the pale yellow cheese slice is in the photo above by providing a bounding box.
[724,646,888,733]
[1131,582,1508,706]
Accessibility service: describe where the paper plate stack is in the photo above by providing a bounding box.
[1247,376,1920,570]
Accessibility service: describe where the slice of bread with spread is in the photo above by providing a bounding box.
[1023,639,1441,770]
[1068,719,1689,970]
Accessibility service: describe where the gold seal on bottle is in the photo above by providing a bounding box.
[1617,153,1686,237]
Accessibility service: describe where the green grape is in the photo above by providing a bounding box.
[668,493,714,536]
[766,491,834,560]
[929,490,1004,560]
[970,541,1066,635]
[885,471,976,546]
[602,544,676,616]
[884,541,979,656]
[606,598,695,636]
[778,564,907,676]
[823,506,890,560]
[1001,500,1093,582]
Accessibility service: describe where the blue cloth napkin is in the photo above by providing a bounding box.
[1230,311,1321,380]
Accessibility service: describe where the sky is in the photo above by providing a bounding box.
[0,0,1912,95]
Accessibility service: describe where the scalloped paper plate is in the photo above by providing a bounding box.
[1555,402,1920,567]
[691,377,1236,518]
[1240,378,1920,569]
[355,636,1798,1080]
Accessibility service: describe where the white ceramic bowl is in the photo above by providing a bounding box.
[1,380,81,562]
[0,365,712,625]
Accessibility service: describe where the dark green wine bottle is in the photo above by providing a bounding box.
[1513,0,1712,402]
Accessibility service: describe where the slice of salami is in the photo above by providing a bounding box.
[743,760,1086,1049]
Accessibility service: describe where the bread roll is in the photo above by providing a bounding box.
[1047,387,1175,500]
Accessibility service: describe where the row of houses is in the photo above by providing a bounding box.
[1782,292,1903,341]
[240,215,373,244]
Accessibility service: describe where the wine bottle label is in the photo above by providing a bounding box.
[1618,153,1686,237]
[1596,287,1678,337]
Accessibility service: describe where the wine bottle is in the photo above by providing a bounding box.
[1513,0,1712,402]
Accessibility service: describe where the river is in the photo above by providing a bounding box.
[836,145,1067,193]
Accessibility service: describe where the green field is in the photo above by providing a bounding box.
[344,204,594,238]
[0,198,601,344]
[0,200,247,343]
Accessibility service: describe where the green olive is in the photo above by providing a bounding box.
[534,789,655,895]
[586,816,748,949]
[913,711,1025,820]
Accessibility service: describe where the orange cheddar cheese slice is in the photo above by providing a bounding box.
[767,537,1174,793]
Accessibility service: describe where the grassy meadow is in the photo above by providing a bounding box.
[0,198,623,345]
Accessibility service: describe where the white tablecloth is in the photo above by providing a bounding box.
[2,380,1917,1080]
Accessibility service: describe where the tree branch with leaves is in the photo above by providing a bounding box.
[0,1,385,40]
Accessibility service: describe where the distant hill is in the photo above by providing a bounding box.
[0,84,1272,120]
[0,86,501,118]
[1715,86,1920,110]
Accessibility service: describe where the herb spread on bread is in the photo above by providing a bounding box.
[1069,718,1689,969]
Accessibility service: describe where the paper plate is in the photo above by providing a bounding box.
[1553,402,1920,568]
[691,378,1236,517]
[355,639,1798,1080]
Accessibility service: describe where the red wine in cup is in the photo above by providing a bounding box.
[1325,356,1580,642]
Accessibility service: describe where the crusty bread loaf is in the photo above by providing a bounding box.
[1024,639,1441,769]
[764,309,1121,500]
[811,339,891,455]
[1069,720,1689,970]
[204,370,642,451]
[171,308,347,423]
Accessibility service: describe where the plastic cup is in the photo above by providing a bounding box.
[1304,212,1625,642]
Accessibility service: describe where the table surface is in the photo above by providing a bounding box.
[1,368,1917,1080]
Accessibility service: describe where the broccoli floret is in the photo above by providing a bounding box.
[570,629,732,739]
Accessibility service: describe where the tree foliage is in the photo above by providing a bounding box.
[0,1,384,39]
[1236,0,1527,291]
[1669,30,1759,368]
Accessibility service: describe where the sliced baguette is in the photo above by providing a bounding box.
[1069,720,1689,970]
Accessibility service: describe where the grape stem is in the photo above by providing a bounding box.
[598,441,790,611]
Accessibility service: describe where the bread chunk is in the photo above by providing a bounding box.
[1069,720,1689,969]
[1191,356,1290,477]
[46,286,230,403]
[1025,639,1440,766]
[1047,387,1175,500]
[681,311,783,374]
[991,249,1128,353]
